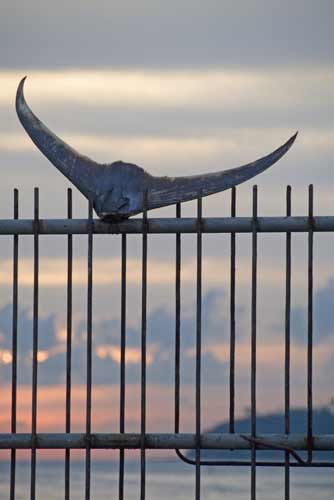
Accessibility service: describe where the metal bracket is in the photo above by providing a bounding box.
[175,434,308,467]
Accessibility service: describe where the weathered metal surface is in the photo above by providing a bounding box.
[195,196,202,499]
[1,216,334,234]
[10,190,19,500]
[0,433,333,450]
[85,203,93,500]
[30,188,39,500]
[16,77,297,221]
[284,186,292,496]
[65,189,73,500]
[140,194,148,500]
[251,186,258,499]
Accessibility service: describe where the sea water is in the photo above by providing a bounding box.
[0,458,333,499]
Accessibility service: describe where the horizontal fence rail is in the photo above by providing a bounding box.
[0,433,334,450]
[1,216,334,234]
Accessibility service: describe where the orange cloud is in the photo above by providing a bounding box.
[0,349,12,364]
[2,68,323,109]
[0,256,330,289]
[95,345,156,365]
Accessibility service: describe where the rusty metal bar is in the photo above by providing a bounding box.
[10,189,19,500]
[85,202,93,500]
[175,203,181,434]
[0,432,333,450]
[119,232,127,500]
[229,186,236,433]
[307,185,314,463]
[285,186,292,500]
[195,195,202,500]
[251,185,258,500]
[242,434,305,464]
[65,189,73,500]
[171,459,334,468]
[3,216,334,235]
[30,187,39,500]
[172,449,334,467]
[141,192,148,500]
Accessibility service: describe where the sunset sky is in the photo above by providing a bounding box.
[0,1,334,452]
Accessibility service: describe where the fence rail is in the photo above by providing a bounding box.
[0,433,334,450]
[0,185,333,500]
[1,216,334,234]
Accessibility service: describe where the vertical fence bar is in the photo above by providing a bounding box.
[175,203,181,434]
[251,186,258,500]
[85,202,93,500]
[10,189,19,500]
[307,185,314,463]
[30,187,39,500]
[284,186,291,499]
[195,195,202,500]
[65,189,73,500]
[229,187,236,433]
[119,232,127,500]
[140,192,148,500]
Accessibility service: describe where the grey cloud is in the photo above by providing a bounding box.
[0,304,60,384]
[290,278,334,344]
[147,350,227,386]
[2,68,334,138]
[0,287,231,385]
[0,304,57,353]
[1,0,333,69]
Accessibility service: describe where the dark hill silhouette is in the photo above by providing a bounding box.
[210,407,334,434]
[187,407,334,461]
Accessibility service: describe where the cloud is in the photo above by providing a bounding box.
[291,278,334,344]
[1,0,333,69]
[0,303,62,385]
[0,303,57,353]
[0,288,233,386]
[1,282,332,389]
[0,283,332,435]
[1,130,333,162]
[2,68,333,148]
[0,256,284,288]
[3,68,334,111]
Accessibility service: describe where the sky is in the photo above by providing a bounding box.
[0,0,334,454]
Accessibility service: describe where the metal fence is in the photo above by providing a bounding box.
[0,184,334,500]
